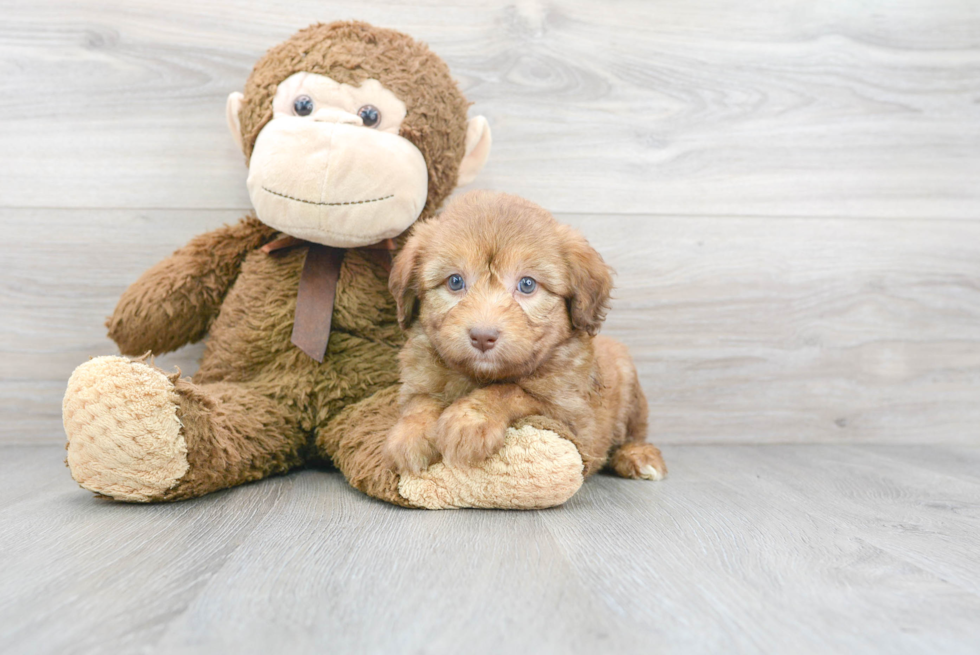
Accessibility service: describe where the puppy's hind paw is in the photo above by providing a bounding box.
[638,464,665,481]
[609,442,668,481]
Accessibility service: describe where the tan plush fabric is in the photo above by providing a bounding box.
[247,113,429,248]
[398,419,584,510]
[244,72,430,248]
[457,116,492,186]
[238,21,470,218]
[63,357,187,502]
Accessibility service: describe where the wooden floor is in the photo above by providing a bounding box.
[2,444,980,654]
[2,1,980,652]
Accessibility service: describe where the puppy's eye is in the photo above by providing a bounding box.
[518,277,537,294]
[357,105,381,128]
[293,95,315,116]
[447,274,465,292]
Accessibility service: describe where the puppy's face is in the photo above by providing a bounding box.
[390,191,613,381]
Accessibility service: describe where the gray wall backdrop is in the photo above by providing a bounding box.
[2,0,978,445]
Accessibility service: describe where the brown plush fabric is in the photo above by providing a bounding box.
[92,21,478,504]
[239,21,470,218]
[317,385,413,507]
[67,22,589,508]
[103,222,407,502]
[163,376,309,501]
[108,217,276,356]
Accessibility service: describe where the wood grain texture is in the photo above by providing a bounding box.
[3,4,979,653]
[0,0,978,217]
[2,444,980,654]
[4,207,978,444]
[3,0,978,447]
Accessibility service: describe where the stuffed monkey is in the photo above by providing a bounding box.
[61,21,585,508]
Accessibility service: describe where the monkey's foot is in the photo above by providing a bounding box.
[63,356,188,502]
[609,442,668,481]
[397,417,584,510]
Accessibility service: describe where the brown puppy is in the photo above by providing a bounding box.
[385,190,666,483]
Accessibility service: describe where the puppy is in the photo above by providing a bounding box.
[384,190,666,483]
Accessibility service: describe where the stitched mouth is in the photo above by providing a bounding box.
[262,187,394,207]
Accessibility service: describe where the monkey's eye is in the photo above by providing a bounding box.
[447,274,465,292]
[293,95,315,116]
[357,105,381,128]
[518,277,537,294]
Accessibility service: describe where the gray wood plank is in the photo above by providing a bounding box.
[0,1,978,217]
[155,474,636,655]
[2,444,980,654]
[855,445,980,485]
[0,446,289,655]
[4,208,978,445]
[540,446,980,654]
[585,213,980,445]
[713,445,980,595]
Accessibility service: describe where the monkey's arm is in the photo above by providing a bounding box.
[107,216,276,356]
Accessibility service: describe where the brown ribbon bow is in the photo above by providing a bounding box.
[261,235,398,362]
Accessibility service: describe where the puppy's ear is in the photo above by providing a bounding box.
[389,225,426,329]
[561,226,614,336]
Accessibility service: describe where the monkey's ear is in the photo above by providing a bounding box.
[226,92,245,155]
[389,228,426,330]
[456,116,492,187]
[562,226,614,336]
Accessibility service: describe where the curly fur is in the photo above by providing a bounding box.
[385,190,667,479]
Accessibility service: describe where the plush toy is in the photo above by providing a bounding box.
[61,21,586,509]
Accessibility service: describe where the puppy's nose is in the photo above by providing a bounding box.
[469,327,499,352]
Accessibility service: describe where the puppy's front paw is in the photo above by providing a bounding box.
[434,400,508,467]
[385,417,438,474]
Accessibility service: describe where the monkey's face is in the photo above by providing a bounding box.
[228,22,493,248]
[240,72,428,248]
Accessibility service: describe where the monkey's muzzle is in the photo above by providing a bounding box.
[247,117,428,248]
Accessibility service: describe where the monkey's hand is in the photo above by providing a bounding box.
[107,216,275,356]
[398,416,585,510]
